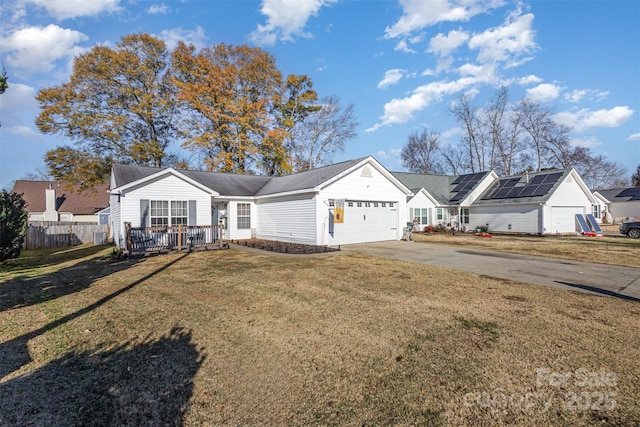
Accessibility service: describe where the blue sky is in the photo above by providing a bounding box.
[1,0,638,190]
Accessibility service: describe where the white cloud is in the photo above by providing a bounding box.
[564,89,587,103]
[518,74,542,85]
[0,83,39,130]
[525,83,562,102]
[563,88,610,103]
[249,0,337,46]
[627,133,640,141]
[0,24,88,73]
[377,69,406,89]
[468,8,536,65]
[159,26,207,50]
[389,148,402,156]
[570,136,601,148]
[23,0,121,20]
[428,29,469,57]
[376,150,389,159]
[147,3,169,14]
[555,106,634,132]
[6,125,41,138]
[367,74,493,132]
[394,39,416,53]
[385,0,504,38]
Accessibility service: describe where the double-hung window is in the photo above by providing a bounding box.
[148,200,189,227]
[237,203,251,229]
[436,208,444,221]
[461,208,470,224]
[171,201,188,225]
[413,208,428,225]
[150,201,169,227]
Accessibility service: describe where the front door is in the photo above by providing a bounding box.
[211,205,219,239]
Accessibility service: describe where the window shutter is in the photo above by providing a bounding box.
[140,199,149,227]
[189,200,197,226]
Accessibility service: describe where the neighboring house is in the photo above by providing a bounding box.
[593,187,640,223]
[11,180,109,223]
[394,168,597,235]
[109,157,412,249]
[393,171,496,231]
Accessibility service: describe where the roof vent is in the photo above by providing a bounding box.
[361,166,373,178]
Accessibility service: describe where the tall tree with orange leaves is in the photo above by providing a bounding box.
[35,33,179,191]
[172,42,319,175]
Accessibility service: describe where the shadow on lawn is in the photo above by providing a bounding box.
[0,326,205,426]
[0,244,142,312]
[556,281,640,303]
[0,252,191,379]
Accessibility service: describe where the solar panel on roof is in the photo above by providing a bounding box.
[493,188,511,199]
[543,172,563,184]
[451,176,463,185]
[529,174,545,184]
[506,186,524,198]
[533,183,554,197]
[502,178,519,188]
[519,185,539,197]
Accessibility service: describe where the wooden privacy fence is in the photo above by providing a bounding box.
[24,222,109,250]
[125,223,224,255]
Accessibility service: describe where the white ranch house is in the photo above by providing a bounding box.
[109,157,412,249]
[109,156,601,250]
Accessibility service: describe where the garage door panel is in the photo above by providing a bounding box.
[337,202,397,244]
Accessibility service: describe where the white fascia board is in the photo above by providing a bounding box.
[592,191,611,204]
[113,168,219,196]
[318,156,413,195]
[410,188,439,205]
[254,189,319,200]
[568,168,597,204]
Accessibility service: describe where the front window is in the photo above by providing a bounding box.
[436,208,444,221]
[171,201,188,225]
[237,203,251,229]
[150,200,169,227]
[150,200,190,227]
[461,208,470,224]
[413,208,428,224]
[592,205,601,219]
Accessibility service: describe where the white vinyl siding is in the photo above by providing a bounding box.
[471,205,540,234]
[115,174,211,247]
[257,195,316,244]
[318,164,407,245]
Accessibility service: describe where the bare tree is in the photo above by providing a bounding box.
[400,128,444,174]
[451,95,491,172]
[289,95,358,171]
[441,144,471,175]
[631,165,640,187]
[565,147,628,189]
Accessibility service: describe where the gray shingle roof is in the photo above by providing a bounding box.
[392,171,491,205]
[111,157,369,197]
[596,187,640,202]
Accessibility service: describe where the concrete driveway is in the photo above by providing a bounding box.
[341,241,640,301]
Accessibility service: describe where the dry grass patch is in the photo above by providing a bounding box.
[413,232,640,267]
[1,245,639,426]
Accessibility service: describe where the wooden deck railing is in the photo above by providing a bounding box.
[125,223,224,255]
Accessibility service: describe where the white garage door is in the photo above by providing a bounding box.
[339,201,397,244]
[551,207,584,234]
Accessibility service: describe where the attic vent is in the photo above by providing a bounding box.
[566,176,573,184]
[361,166,373,178]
